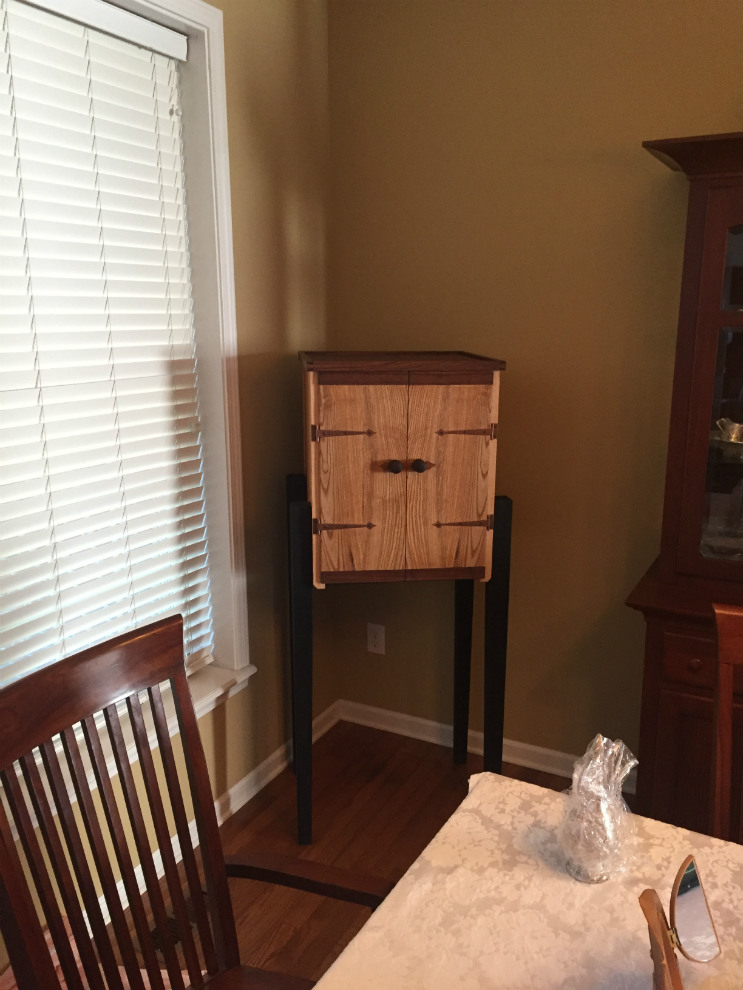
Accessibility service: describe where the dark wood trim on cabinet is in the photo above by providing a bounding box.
[643,133,743,178]
[320,566,486,584]
[626,560,743,622]
[315,369,497,386]
[320,569,404,584]
[405,566,486,582]
[300,351,506,375]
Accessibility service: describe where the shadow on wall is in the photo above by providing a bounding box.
[201,0,329,776]
[237,353,306,754]
[512,599,645,757]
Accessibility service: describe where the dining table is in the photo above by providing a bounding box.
[314,772,743,990]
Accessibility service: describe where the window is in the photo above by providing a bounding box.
[0,0,250,688]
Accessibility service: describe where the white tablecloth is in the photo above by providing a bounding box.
[316,772,743,990]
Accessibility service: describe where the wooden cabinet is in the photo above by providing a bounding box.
[627,133,743,837]
[631,599,743,836]
[290,351,510,842]
[300,352,505,588]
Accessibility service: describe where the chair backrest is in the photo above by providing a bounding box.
[711,602,743,843]
[0,615,239,990]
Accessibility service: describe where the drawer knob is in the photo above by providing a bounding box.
[411,459,427,473]
[387,459,403,474]
[688,657,703,672]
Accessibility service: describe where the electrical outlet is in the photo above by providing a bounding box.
[367,622,385,655]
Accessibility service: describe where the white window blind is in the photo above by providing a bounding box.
[0,0,214,686]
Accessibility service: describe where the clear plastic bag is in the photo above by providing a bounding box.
[558,733,638,883]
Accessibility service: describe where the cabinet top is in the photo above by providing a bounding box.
[643,132,743,178]
[299,351,506,372]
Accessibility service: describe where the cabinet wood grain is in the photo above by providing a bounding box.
[406,383,496,577]
[301,352,504,587]
[314,384,407,579]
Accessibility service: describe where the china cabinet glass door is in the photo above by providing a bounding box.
[679,189,743,577]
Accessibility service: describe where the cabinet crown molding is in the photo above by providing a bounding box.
[643,132,743,178]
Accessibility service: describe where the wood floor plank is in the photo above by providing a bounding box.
[221,721,570,983]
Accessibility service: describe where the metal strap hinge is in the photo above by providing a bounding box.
[435,424,498,439]
[434,515,494,530]
[311,425,375,441]
[313,519,375,534]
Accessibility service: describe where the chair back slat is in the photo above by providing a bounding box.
[60,726,146,990]
[103,702,187,990]
[126,692,203,988]
[171,674,241,970]
[19,750,107,989]
[1,761,84,988]
[81,713,162,990]
[39,738,125,990]
[0,793,63,990]
[148,684,220,976]
[0,615,241,990]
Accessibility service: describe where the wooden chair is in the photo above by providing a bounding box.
[0,616,388,990]
[711,601,743,843]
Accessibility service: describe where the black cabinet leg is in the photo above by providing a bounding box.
[453,580,474,764]
[286,475,307,775]
[287,476,313,844]
[483,495,512,773]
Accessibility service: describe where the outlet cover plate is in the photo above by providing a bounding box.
[367,622,385,655]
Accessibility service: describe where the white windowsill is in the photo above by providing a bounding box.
[188,662,256,722]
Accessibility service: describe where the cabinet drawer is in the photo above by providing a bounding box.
[661,630,716,689]
[662,629,743,693]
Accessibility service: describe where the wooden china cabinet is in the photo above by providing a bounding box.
[627,133,743,839]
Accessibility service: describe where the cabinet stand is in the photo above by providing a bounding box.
[287,473,512,844]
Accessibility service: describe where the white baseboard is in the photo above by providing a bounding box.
[214,738,291,825]
[331,699,636,795]
[213,699,345,824]
[213,698,635,827]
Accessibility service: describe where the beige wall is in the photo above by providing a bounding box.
[323,0,743,757]
[198,0,742,791]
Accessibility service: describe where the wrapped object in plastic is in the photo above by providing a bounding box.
[558,733,638,883]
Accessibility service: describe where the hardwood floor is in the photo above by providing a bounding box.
[220,720,570,984]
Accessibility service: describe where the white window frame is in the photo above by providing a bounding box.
[17,0,252,696]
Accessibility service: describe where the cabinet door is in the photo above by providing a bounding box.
[406,381,498,578]
[653,687,742,839]
[313,384,407,581]
[674,183,743,579]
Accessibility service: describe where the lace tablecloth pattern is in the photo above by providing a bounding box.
[315,772,743,990]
